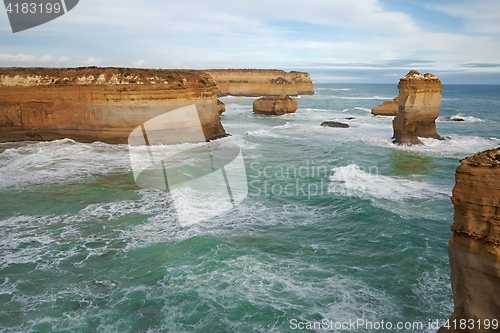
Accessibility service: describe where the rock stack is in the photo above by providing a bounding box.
[392,70,443,144]
[439,147,500,333]
[253,94,298,115]
[371,96,398,116]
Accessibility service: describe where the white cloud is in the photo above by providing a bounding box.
[132,60,146,67]
[77,57,102,65]
[39,55,54,62]
[0,54,102,66]
[426,0,500,35]
[57,56,70,63]
[1,1,499,82]
[0,54,37,62]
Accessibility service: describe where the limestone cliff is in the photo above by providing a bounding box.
[253,94,298,115]
[392,70,443,144]
[439,148,500,333]
[371,96,398,116]
[0,67,226,143]
[202,69,314,97]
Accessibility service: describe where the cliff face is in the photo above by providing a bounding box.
[371,96,398,116]
[0,67,226,143]
[253,94,298,115]
[202,69,314,97]
[392,70,443,144]
[439,148,500,333]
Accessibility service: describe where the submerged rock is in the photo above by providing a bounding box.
[253,94,298,115]
[392,70,443,144]
[320,121,349,128]
[440,116,465,122]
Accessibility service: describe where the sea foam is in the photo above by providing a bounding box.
[329,164,450,201]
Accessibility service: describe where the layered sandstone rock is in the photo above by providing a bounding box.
[202,69,314,97]
[253,94,298,115]
[439,148,500,333]
[392,70,443,144]
[371,96,398,116]
[0,67,226,143]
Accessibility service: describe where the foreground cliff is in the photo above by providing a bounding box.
[202,69,314,97]
[0,67,226,143]
[439,148,500,333]
[392,70,443,144]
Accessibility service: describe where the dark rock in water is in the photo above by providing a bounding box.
[321,121,349,128]
[441,116,465,122]
[345,117,356,120]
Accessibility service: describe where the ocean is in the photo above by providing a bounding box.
[1,83,499,332]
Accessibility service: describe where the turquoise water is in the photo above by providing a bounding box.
[1,84,499,332]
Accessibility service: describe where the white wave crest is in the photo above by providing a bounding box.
[0,139,131,188]
[328,164,450,200]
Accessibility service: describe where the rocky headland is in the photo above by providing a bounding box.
[439,147,500,333]
[0,67,226,143]
[253,94,298,115]
[392,70,443,144]
[202,69,314,97]
[371,96,398,116]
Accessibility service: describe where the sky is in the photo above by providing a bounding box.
[1,0,500,83]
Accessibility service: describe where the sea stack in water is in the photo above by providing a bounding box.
[439,148,500,333]
[371,96,398,116]
[253,94,298,115]
[392,70,443,144]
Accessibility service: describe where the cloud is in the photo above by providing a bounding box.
[78,57,102,65]
[57,56,70,63]
[426,0,500,35]
[462,63,500,68]
[312,59,435,68]
[0,53,101,66]
[132,60,146,67]
[1,1,499,83]
[0,53,49,63]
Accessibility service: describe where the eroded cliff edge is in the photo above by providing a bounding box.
[202,69,314,97]
[0,67,226,143]
[439,148,500,333]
